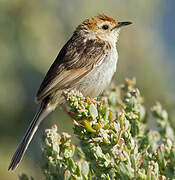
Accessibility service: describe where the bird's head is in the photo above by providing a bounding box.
[77,14,132,44]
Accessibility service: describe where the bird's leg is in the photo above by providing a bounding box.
[61,104,81,126]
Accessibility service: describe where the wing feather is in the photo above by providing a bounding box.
[36,32,107,102]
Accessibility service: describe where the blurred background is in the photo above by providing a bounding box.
[1,0,175,179]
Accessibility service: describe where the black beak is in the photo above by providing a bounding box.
[111,21,132,31]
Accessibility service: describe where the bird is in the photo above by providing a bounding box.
[8,14,132,171]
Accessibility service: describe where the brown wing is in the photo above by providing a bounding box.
[36,32,107,103]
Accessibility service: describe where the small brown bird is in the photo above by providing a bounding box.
[8,14,132,171]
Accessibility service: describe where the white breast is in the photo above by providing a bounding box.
[77,47,118,97]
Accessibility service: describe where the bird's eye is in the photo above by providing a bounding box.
[102,25,109,30]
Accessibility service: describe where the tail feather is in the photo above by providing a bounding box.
[8,102,52,171]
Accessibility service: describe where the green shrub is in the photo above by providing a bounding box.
[19,79,175,180]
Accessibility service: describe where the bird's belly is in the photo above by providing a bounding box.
[77,50,118,97]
